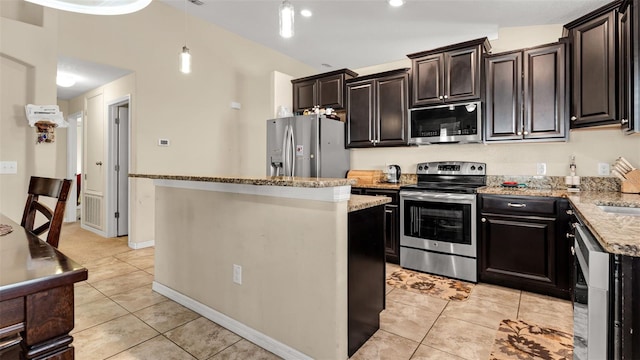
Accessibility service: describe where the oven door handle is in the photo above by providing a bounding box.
[401,193,475,202]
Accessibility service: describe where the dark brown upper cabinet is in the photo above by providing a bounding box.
[346,69,409,148]
[619,0,639,134]
[407,38,491,107]
[291,69,357,113]
[564,1,621,128]
[485,42,568,142]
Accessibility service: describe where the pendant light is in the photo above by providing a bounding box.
[180,0,192,74]
[279,0,294,38]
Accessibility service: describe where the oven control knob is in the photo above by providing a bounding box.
[478,166,483,171]
[470,166,476,170]
[418,166,423,171]
[424,166,429,170]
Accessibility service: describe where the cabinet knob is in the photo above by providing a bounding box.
[567,233,575,239]
[571,246,575,255]
[566,209,574,215]
[96,161,103,166]
[481,217,486,222]
[439,96,443,100]
[523,131,529,135]
[517,131,522,136]
[621,119,629,125]
[443,95,449,99]
[571,116,577,121]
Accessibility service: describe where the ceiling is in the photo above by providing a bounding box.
[57,0,611,99]
[57,56,132,100]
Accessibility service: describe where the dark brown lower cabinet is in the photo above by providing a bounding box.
[348,204,385,357]
[479,195,571,299]
[363,189,400,264]
[619,255,640,359]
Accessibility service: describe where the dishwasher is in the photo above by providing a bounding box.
[573,222,621,360]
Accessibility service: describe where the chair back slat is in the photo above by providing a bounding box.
[21,176,72,248]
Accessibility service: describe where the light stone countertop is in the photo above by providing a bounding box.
[348,195,392,212]
[129,174,356,188]
[478,186,640,257]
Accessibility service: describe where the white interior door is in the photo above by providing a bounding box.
[115,104,129,236]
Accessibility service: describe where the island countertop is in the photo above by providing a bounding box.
[129,173,356,188]
[348,195,392,212]
[478,187,640,257]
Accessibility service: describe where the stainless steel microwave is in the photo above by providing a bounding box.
[408,101,482,144]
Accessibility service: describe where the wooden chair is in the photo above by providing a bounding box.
[21,176,72,248]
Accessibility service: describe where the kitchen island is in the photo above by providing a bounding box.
[130,174,388,360]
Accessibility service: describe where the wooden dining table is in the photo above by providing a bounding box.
[0,214,88,359]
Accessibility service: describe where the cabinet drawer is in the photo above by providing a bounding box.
[481,195,556,216]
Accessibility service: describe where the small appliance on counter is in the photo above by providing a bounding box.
[386,165,401,183]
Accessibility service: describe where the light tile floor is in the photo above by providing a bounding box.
[59,223,573,360]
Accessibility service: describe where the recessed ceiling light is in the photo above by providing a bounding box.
[300,9,312,17]
[56,72,76,87]
[388,0,405,7]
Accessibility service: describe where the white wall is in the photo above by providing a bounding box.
[0,2,62,222]
[351,24,640,176]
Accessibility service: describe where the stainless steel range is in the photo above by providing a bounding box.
[399,161,486,282]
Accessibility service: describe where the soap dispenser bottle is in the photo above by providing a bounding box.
[566,156,580,192]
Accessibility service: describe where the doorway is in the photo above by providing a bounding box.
[65,111,83,223]
[107,97,130,237]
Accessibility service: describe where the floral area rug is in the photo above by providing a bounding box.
[386,268,474,301]
[490,319,573,360]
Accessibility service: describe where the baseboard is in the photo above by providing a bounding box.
[80,223,107,237]
[152,282,312,360]
[128,239,154,249]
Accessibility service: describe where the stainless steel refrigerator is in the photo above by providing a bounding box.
[266,114,350,178]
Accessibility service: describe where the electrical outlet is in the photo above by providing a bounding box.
[536,163,547,175]
[233,264,242,284]
[598,162,610,176]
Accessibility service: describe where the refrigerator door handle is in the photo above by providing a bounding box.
[290,123,296,177]
[282,125,289,176]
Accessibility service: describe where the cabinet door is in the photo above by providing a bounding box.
[445,46,481,102]
[570,11,617,127]
[318,74,344,109]
[485,52,523,141]
[363,189,400,264]
[480,215,557,290]
[347,82,375,148]
[524,43,567,139]
[383,204,400,264]
[411,53,444,107]
[376,73,408,146]
[619,3,637,133]
[293,79,317,112]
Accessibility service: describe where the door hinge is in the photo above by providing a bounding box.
[115,117,120,125]
[115,212,120,219]
[115,164,120,172]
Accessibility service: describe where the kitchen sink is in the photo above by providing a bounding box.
[597,205,640,216]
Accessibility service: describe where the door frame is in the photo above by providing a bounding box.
[105,95,131,238]
[65,111,82,223]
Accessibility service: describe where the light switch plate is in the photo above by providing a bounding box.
[536,163,546,175]
[0,161,18,174]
